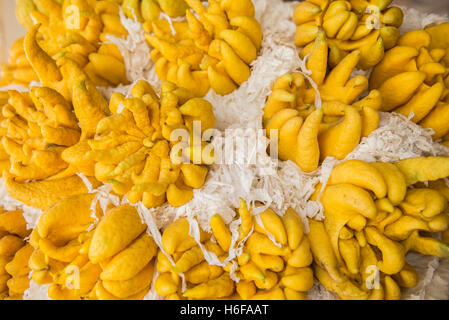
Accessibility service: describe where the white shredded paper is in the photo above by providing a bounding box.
[2,0,449,300]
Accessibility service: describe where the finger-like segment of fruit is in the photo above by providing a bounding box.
[100,232,157,281]
[89,205,147,264]
[295,108,323,172]
[24,24,62,87]
[184,261,224,284]
[307,30,328,86]
[321,184,377,220]
[287,237,313,268]
[245,233,289,257]
[0,235,24,256]
[210,214,232,252]
[37,193,96,246]
[339,238,361,275]
[236,280,256,300]
[257,208,288,246]
[154,272,181,297]
[425,22,449,49]
[384,276,401,300]
[38,238,81,263]
[315,265,368,300]
[328,160,387,199]
[361,106,380,137]
[370,46,420,90]
[238,199,253,241]
[183,273,234,299]
[0,210,29,238]
[102,262,154,299]
[173,246,204,273]
[392,263,419,289]
[399,188,447,220]
[378,72,426,111]
[370,162,407,205]
[281,267,314,292]
[321,51,368,104]
[4,173,100,211]
[395,82,444,123]
[395,157,449,186]
[403,230,449,258]
[162,217,209,254]
[318,106,362,161]
[365,227,405,275]
[282,208,304,250]
[5,244,33,277]
[307,219,344,283]
[420,103,449,140]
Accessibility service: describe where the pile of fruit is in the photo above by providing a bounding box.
[0,208,32,300]
[309,158,449,299]
[0,0,448,300]
[28,194,158,300]
[155,202,313,300]
[145,0,262,96]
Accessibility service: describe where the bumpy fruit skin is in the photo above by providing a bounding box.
[310,157,449,300]
[370,25,449,143]
[293,0,403,70]
[155,204,313,300]
[8,0,128,88]
[0,208,31,300]
[146,0,262,96]
[263,32,381,172]
[28,197,158,300]
[84,80,214,209]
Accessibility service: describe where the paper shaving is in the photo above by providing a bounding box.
[399,6,449,32]
[0,84,30,92]
[22,280,50,300]
[346,112,449,163]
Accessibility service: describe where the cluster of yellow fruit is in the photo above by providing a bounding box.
[0,33,108,210]
[0,37,38,87]
[122,0,189,22]
[0,208,32,300]
[308,158,449,300]
[85,80,215,208]
[0,23,216,211]
[370,23,449,146]
[145,0,262,96]
[28,193,158,300]
[155,201,314,300]
[264,30,381,172]
[294,0,404,70]
[0,87,81,182]
[5,0,128,87]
